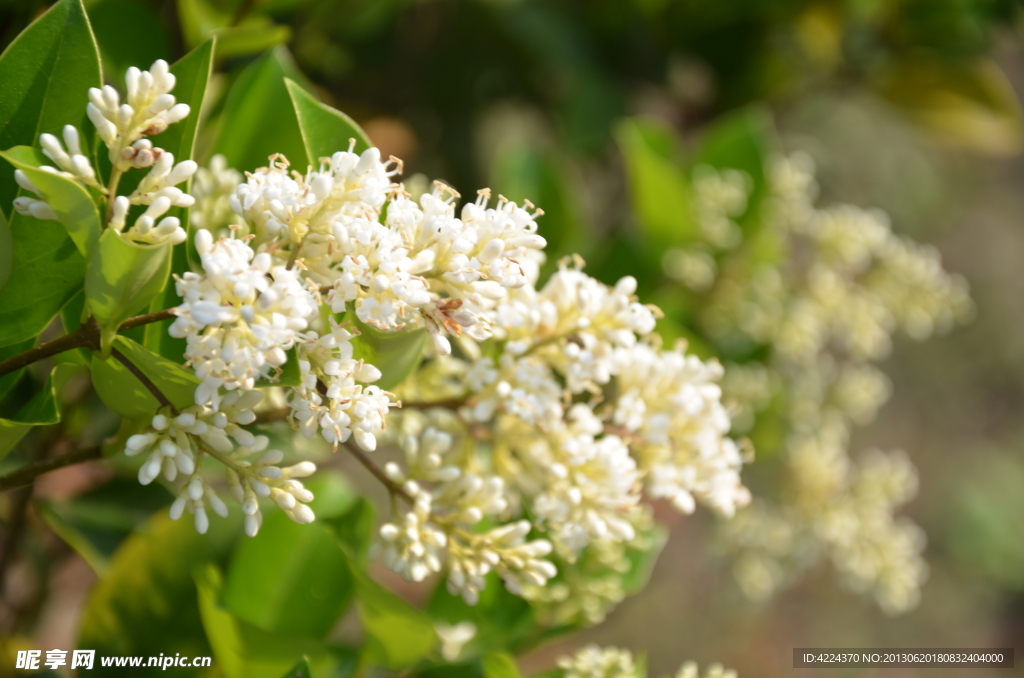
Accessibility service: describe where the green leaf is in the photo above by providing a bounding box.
[324,497,376,563]
[78,512,238,665]
[254,347,302,388]
[692,106,774,231]
[286,78,371,162]
[87,0,170,83]
[211,47,310,172]
[0,208,11,293]
[615,118,695,251]
[222,511,353,639]
[280,658,312,678]
[195,564,334,678]
[0,209,85,348]
[91,335,200,417]
[346,311,427,391]
[491,147,583,265]
[0,365,63,460]
[0,146,102,257]
[178,0,290,60]
[0,0,102,213]
[0,338,34,399]
[349,561,435,670]
[86,229,173,355]
[482,652,523,678]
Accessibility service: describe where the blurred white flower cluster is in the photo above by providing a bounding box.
[13,59,195,245]
[663,154,970,613]
[556,645,737,678]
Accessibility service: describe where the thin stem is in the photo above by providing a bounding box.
[342,441,412,502]
[285,238,304,270]
[0,309,176,379]
[0,446,103,491]
[401,398,466,411]
[105,166,124,223]
[110,347,179,415]
[253,407,289,424]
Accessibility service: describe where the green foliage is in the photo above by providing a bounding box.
[87,0,171,81]
[482,652,523,678]
[615,118,695,252]
[87,229,174,354]
[349,560,436,669]
[287,78,372,160]
[0,0,101,211]
[211,47,310,171]
[78,512,238,669]
[0,146,102,257]
[0,365,66,459]
[196,564,336,678]
[427,574,534,656]
[91,336,200,417]
[346,311,427,391]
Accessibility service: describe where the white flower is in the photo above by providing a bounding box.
[434,622,476,662]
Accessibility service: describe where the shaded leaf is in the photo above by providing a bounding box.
[0,365,63,460]
[427,572,533,657]
[87,0,170,82]
[211,47,310,172]
[324,497,375,563]
[0,0,102,212]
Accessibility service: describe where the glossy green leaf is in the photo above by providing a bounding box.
[87,0,170,82]
[211,47,310,172]
[78,512,238,664]
[346,311,427,391]
[222,511,353,638]
[615,118,695,250]
[286,78,371,161]
[91,336,200,418]
[0,0,102,213]
[0,365,63,460]
[350,561,436,669]
[482,652,523,678]
[86,229,173,354]
[0,146,102,257]
[0,202,86,348]
[196,565,333,678]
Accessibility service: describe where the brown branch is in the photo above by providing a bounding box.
[0,484,32,610]
[110,347,178,415]
[400,398,466,411]
[254,407,289,424]
[342,441,412,502]
[0,446,103,492]
[0,309,177,379]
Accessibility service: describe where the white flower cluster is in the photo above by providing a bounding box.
[12,59,196,246]
[376,256,749,604]
[680,155,968,613]
[555,645,737,678]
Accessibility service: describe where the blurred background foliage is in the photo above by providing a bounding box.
[2,0,1024,676]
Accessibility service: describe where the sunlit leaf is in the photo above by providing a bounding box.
[86,229,173,355]
[196,565,334,678]
[482,652,523,678]
[349,561,435,669]
[286,78,371,161]
[91,336,200,418]
[346,311,426,391]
